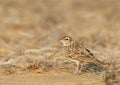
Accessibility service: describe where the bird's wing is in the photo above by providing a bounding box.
[84,47,94,56]
[71,43,102,66]
[74,44,95,59]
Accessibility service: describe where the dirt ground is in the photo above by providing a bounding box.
[0,70,106,85]
[0,0,120,85]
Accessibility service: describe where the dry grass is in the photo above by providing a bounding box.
[0,0,120,85]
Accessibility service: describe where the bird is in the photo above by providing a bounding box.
[60,36,109,74]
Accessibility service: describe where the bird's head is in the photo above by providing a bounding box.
[60,36,73,46]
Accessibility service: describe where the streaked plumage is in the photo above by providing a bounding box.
[60,36,107,74]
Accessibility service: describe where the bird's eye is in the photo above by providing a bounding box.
[65,38,69,40]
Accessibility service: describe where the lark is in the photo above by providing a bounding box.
[60,36,109,74]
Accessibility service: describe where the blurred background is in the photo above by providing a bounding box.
[0,1,120,85]
[0,0,120,57]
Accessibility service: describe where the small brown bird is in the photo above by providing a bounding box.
[60,36,108,74]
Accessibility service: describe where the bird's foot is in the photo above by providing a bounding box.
[74,69,82,75]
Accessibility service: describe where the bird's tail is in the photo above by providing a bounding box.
[89,55,110,69]
[89,55,104,67]
[93,57,103,66]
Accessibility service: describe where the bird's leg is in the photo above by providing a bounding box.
[78,62,84,74]
[74,60,80,74]
[67,58,80,74]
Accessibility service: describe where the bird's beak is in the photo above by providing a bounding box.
[60,39,63,43]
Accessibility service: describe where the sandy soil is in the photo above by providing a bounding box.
[0,0,120,85]
[0,70,106,85]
